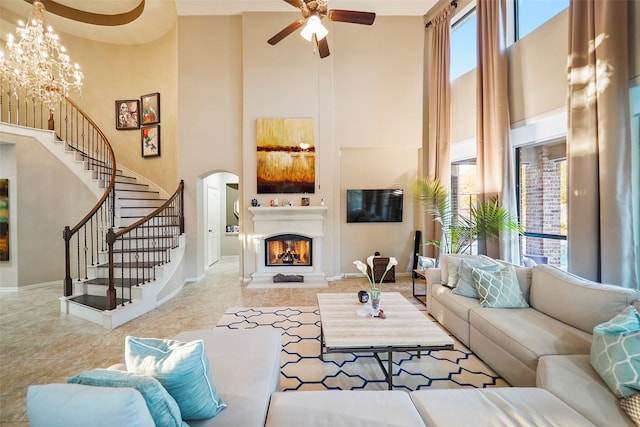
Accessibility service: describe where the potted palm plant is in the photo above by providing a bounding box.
[414,178,521,256]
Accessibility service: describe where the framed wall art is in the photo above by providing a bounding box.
[0,179,8,261]
[141,125,161,157]
[115,99,140,130]
[141,92,160,125]
[256,118,315,194]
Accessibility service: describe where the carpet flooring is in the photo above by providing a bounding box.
[217,306,510,392]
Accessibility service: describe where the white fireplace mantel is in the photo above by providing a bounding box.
[248,206,328,287]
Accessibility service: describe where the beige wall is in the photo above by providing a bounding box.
[54,27,179,193]
[340,147,420,274]
[241,15,425,279]
[0,134,95,288]
[177,16,243,280]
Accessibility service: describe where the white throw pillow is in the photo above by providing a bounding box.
[27,383,155,427]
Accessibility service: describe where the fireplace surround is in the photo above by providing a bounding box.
[248,206,328,287]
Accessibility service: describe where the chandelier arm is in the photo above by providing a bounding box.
[1,1,83,112]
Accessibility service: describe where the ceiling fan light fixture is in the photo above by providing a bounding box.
[300,14,328,42]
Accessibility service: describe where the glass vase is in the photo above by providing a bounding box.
[370,288,381,316]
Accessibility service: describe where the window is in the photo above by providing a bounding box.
[450,8,477,81]
[516,140,567,269]
[451,161,478,254]
[515,0,569,40]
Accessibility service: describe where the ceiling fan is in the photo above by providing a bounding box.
[267,0,376,58]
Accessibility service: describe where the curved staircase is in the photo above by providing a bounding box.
[1,94,185,329]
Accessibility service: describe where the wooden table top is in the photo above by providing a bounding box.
[317,292,453,350]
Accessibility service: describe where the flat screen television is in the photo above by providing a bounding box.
[346,189,403,223]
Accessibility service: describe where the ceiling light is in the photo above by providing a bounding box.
[0,1,83,113]
[300,14,328,42]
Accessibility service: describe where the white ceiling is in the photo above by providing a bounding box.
[0,0,440,44]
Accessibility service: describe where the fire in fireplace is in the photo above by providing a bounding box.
[265,234,312,267]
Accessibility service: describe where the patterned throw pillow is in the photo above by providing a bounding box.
[472,265,529,308]
[620,394,640,426]
[452,259,501,298]
[126,337,226,420]
[590,306,640,399]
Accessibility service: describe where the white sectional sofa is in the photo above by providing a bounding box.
[426,255,640,426]
[27,329,283,427]
[27,261,639,426]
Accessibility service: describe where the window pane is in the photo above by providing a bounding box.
[518,141,567,269]
[451,162,478,254]
[516,0,569,40]
[450,11,477,81]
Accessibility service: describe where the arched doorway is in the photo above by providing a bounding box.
[203,172,240,269]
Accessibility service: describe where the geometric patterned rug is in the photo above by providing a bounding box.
[217,306,510,392]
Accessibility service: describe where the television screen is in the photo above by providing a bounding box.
[346,189,403,223]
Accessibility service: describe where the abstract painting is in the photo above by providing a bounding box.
[256,118,315,194]
[0,179,8,261]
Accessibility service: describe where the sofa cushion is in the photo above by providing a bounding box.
[125,336,226,420]
[174,329,282,427]
[452,259,500,298]
[530,265,640,334]
[67,369,186,427]
[432,284,482,323]
[537,354,636,426]
[410,388,595,426]
[27,383,155,427]
[469,307,592,371]
[266,391,427,427]
[472,265,529,308]
[590,306,640,398]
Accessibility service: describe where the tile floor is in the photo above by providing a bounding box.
[0,257,423,425]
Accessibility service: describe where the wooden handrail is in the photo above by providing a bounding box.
[2,89,184,314]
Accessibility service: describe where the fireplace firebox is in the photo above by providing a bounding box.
[265,234,312,267]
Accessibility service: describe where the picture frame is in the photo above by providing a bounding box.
[141,125,161,157]
[115,100,140,130]
[140,92,160,125]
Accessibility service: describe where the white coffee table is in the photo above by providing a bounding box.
[317,292,454,389]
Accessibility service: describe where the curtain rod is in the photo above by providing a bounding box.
[425,0,458,28]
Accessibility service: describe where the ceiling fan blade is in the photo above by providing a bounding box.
[328,10,376,25]
[268,19,305,45]
[316,36,330,58]
[283,0,304,8]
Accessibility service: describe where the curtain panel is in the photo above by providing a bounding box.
[424,8,452,258]
[476,0,520,263]
[567,0,639,288]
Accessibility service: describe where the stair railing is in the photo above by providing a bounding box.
[106,180,184,309]
[1,90,117,299]
[2,90,185,312]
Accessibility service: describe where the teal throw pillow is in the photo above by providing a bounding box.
[590,305,640,398]
[452,259,501,298]
[472,265,529,308]
[125,336,226,420]
[67,369,186,427]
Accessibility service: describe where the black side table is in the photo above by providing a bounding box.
[412,269,427,306]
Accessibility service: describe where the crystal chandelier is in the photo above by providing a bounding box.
[0,1,83,112]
